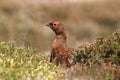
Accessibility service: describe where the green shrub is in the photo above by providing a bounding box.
[0,42,64,80]
[74,30,120,66]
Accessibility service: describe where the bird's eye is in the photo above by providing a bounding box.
[53,24,57,27]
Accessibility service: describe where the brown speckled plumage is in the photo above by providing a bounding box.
[46,21,73,67]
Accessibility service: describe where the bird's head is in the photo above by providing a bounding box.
[46,21,64,35]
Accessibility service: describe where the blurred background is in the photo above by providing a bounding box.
[0,0,120,51]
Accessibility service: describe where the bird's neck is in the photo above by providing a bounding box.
[55,32,67,44]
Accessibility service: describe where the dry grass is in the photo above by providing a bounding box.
[0,1,120,80]
[0,0,120,51]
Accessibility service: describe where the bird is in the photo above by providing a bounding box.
[46,21,74,67]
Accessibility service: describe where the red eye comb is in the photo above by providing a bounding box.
[52,21,61,25]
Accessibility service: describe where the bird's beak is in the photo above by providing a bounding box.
[46,24,50,27]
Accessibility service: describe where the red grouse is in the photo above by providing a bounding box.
[46,21,73,67]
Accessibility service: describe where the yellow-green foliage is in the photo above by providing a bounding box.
[74,30,120,65]
[0,42,64,80]
[72,30,120,80]
[0,30,120,80]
